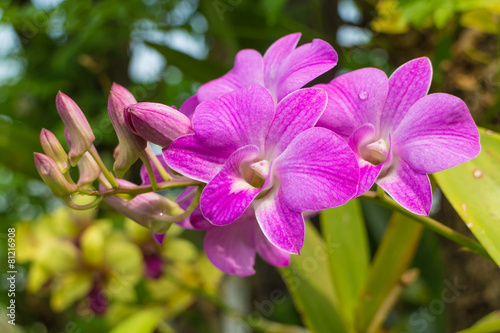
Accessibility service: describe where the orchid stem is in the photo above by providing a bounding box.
[140,151,158,191]
[91,178,202,197]
[360,190,492,260]
[89,145,119,188]
[145,144,171,182]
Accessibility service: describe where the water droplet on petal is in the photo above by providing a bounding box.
[359,91,368,100]
[473,168,483,178]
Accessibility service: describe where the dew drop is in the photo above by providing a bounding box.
[473,168,483,178]
[359,91,368,100]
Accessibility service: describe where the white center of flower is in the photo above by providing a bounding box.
[360,138,389,165]
[240,159,270,188]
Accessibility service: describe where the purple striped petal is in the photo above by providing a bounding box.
[265,35,338,101]
[316,68,388,138]
[193,85,275,152]
[253,186,305,254]
[254,221,291,267]
[377,158,432,215]
[392,93,480,174]
[380,57,432,134]
[163,135,230,182]
[200,145,262,226]
[275,127,359,212]
[197,49,264,102]
[265,88,327,158]
[204,220,256,276]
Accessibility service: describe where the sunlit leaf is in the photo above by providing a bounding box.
[320,199,369,328]
[434,127,500,266]
[279,222,349,333]
[457,310,500,333]
[460,9,499,33]
[50,272,93,312]
[356,213,423,332]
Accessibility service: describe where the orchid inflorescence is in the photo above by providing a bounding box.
[34,33,480,276]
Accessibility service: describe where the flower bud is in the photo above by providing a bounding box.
[125,102,193,147]
[77,152,101,186]
[40,129,69,173]
[108,83,147,178]
[56,92,95,166]
[34,153,78,197]
[101,180,183,233]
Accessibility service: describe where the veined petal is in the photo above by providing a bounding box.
[164,135,230,182]
[263,33,301,92]
[348,124,386,196]
[193,84,275,152]
[265,88,327,158]
[273,38,338,101]
[204,221,256,276]
[392,93,480,174]
[381,57,432,134]
[275,127,359,212]
[316,68,388,138]
[200,145,262,226]
[197,49,264,102]
[377,158,432,215]
[253,186,304,254]
[254,221,291,267]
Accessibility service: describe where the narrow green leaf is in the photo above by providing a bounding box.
[457,313,500,333]
[356,213,424,332]
[434,127,500,266]
[320,199,369,328]
[109,307,165,333]
[279,222,349,333]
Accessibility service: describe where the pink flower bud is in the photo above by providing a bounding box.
[126,102,193,147]
[56,92,95,166]
[108,83,147,178]
[77,152,101,186]
[101,179,183,233]
[40,129,69,173]
[34,153,78,197]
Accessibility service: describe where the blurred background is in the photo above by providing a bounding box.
[0,0,499,332]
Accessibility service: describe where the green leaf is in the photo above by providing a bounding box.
[109,307,165,333]
[457,310,500,333]
[320,199,369,328]
[279,222,349,333]
[434,127,500,266]
[356,213,424,333]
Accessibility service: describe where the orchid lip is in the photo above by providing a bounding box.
[360,138,389,166]
[240,159,270,188]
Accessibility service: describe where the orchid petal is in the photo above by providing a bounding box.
[200,145,262,226]
[253,186,304,254]
[197,49,264,102]
[163,134,229,182]
[204,221,256,276]
[392,93,480,174]
[179,95,199,119]
[263,33,301,90]
[275,39,338,101]
[193,85,275,152]
[265,88,327,158]
[254,221,291,267]
[153,233,165,245]
[275,127,359,212]
[377,158,432,215]
[381,57,432,134]
[316,68,388,138]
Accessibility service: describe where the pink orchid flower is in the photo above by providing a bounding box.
[316,57,481,215]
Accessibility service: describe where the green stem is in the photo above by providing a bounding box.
[140,151,158,191]
[64,195,103,210]
[360,190,492,260]
[91,178,202,197]
[145,144,171,182]
[89,145,119,188]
